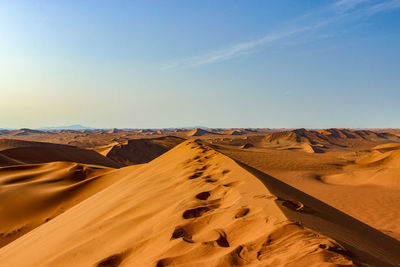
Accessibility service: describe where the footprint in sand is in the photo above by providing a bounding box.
[97,255,123,267]
[182,205,218,219]
[204,175,218,183]
[202,230,230,248]
[188,164,212,179]
[254,194,279,200]
[281,199,306,212]
[170,226,195,243]
[188,171,204,180]
[223,181,242,187]
[235,207,250,219]
[195,191,211,200]
[222,169,231,175]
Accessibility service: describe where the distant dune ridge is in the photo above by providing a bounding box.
[265,128,399,145]
[0,128,400,266]
[203,128,399,154]
[249,128,400,153]
[186,128,218,136]
[9,129,46,136]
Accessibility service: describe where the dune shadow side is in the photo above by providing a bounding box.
[232,159,400,267]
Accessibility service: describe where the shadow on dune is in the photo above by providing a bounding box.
[105,136,185,165]
[230,158,400,267]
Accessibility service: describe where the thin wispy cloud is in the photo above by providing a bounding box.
[336,0,367,5]
[335,0,369,8]
[364,0,400,15]
[160,24,327,70]
[161,0,400,70]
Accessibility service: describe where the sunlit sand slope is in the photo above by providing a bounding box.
[0,162,120,247]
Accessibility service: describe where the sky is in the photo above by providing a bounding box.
[1,0,399,129]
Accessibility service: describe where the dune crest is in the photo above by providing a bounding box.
[186,128,217,136]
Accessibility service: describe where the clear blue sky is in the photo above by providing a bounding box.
[1,0,399,129]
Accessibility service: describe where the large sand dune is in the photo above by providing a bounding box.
[186,128,217,137]
[105,136,184,165]
[0,162,119,247]
[0,139,121,168]
[0,140,359,266]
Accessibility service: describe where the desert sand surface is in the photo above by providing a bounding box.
[0,162,117,247]
[0,128,400,266]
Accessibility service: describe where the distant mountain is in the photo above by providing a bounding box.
[38,125,94,130]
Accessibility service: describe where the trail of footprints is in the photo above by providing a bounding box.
[94,142,242,267]
[172,142,249,249]
[154,143,258,266]
[161,142,313,265]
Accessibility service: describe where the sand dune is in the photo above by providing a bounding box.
[240,143,254,149]
[0,152,25,166]
[277,143,317,153]
[372,142,400,153]
[323,143,400,187]
[216,129,248,136]
[0,138,70,150]
[0,162,120,247]
[265,129,318,145]
[0,141,357,266]
[206,129,325,151]
[186,128,217,137]
[227,130,246,135]
[105,136,184,165]
[104,129,123,134]
[9,129,46,136]
[0,139,121,168]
